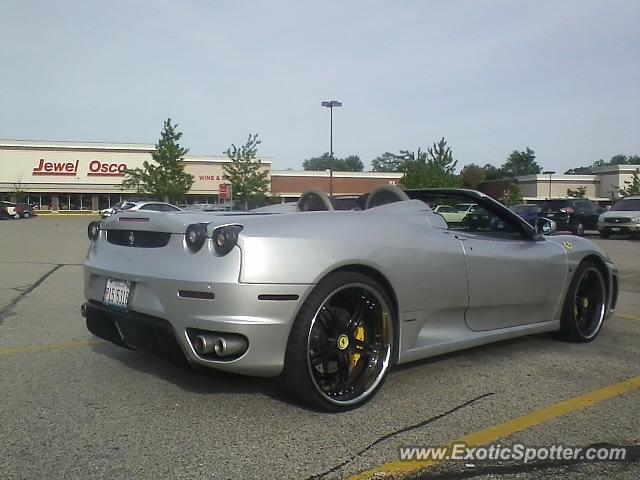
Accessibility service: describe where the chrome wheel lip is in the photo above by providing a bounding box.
[574,267,606,339]
[306,282,393,407]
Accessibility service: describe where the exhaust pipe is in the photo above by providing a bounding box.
[193,334,248,357]
[213,336,248,357]
[80,303,87,318]
[193,334,217,355]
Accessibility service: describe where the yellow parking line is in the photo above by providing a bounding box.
[0,339,98,357]
[349,375,640,480]
[35,214,99,217]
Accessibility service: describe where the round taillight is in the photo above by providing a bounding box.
[212,225,243,256]
[185,223,208,252]
[87,221,100,241]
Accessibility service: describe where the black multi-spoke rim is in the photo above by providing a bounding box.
[574,267,606,338]
[307,284,393,405]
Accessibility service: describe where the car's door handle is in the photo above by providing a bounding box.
[453,234,468,241]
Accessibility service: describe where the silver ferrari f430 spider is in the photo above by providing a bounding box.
[83,186,618,411]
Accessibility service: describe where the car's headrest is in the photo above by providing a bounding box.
[298,188,335,212]
[364,185,410,209]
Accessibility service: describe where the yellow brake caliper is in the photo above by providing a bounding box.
[351,325,365,367]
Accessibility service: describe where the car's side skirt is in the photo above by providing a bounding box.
[397,319,560,365]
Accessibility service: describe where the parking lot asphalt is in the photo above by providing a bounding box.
[1,216,638,480]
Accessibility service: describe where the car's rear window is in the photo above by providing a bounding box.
[611,199,640,211]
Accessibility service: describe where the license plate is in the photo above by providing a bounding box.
[103,278,131,311]
[611,227,621,232]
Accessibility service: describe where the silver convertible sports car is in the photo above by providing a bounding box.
[82,186,619,412]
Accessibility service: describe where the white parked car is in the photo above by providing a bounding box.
[101,201,182,219]
[433,203,479,223]
[1,201,17,218]
[598,195,640,239]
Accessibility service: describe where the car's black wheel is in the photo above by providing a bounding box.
[599,230,610,239]
[281,271,395,412]
[22,211,31,219]
[572,221,585,236]
[558,260,607,343]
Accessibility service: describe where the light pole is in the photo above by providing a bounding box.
[542,171,555,199]
[609,185,620,204]
[321,100,342,197]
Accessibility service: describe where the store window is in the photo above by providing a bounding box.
[80,195,93,210]
[98,195,110,210]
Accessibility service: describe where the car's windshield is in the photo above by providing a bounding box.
[611,199,640,211]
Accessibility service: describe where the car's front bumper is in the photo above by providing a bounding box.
[598,221,640,234]
[84,266,313,377]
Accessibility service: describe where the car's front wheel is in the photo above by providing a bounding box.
[281,271,395,412]
[22,211,31,219]
[558,260,607,342]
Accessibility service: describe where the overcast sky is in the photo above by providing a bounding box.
[1,0,639,172]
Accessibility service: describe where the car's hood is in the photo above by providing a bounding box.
[599,211,640,219]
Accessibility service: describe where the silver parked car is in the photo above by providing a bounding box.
[597,195,640,239]
[83,187,618,411]
[100,201,182,218]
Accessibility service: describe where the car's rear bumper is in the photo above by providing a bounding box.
[83,265,314,377]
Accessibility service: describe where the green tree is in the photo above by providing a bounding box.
[302,153,363,172]
[501,147,541,177]
[565,166,593,175]
[567,185,588,197]
[398,148,429,188]
[482,163,505,181]
[342,155,364,172]
[502,182,523,206]
[223,133,270,207]
[620,169,640,197]
[371,152,403,172]
[122,118,194,203]
[399,138,461,188]
[461,163,485,189]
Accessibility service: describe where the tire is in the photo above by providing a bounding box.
[22,211,31,219]
[281,271,395,412]
[558,260,607,343]
[599,231,610,239]
[572,222,585,236]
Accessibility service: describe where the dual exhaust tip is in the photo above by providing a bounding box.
[193,333,248,358]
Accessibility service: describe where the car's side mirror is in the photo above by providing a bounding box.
[536,217,557,235]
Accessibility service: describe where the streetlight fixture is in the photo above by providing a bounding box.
[542,170,555,199]
[321,100,342,197]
